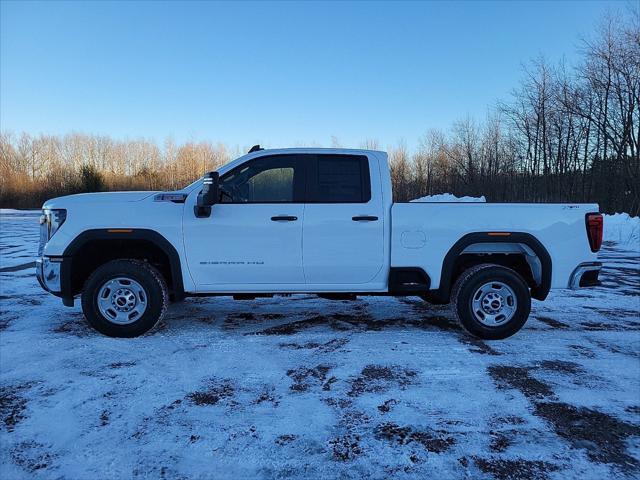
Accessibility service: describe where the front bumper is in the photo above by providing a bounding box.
[569,262,602,289]
[36,256,62,293]
[36,256,74,306]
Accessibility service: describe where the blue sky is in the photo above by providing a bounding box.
[0,0,618,151]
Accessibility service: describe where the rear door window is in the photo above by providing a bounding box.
[308,154,371,203]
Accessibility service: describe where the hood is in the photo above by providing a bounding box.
[42,191,158,209]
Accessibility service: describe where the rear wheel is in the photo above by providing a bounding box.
[81,259,168,337]
[451,264,531,340]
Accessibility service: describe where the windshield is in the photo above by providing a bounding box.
[182,176,206,191]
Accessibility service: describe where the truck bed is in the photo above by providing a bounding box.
[391,203,599,290]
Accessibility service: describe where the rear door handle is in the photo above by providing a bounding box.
[271,215,298,222]
[352,216,379,221]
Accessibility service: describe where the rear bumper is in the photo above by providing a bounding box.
[36,256,74,306]
[569,262,602,289]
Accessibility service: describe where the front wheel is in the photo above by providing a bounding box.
[451,264,531,340]
[81,259,168,337]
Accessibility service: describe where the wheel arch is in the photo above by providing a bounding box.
[61,229,185,301]
[428,232,552,303]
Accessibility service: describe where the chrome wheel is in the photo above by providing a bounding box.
[97,277,148,325]
[471,281,517,326]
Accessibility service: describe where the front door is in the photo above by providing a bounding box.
[183,154,306,289]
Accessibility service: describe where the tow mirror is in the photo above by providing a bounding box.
[194,171,219,218]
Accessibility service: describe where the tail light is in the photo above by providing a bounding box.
[585,213,603,252]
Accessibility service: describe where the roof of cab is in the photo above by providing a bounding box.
[215,147,387,177]
[243,147,385,159]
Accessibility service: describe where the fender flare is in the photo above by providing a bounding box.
[61,228,185,301]
[429,232,552,302]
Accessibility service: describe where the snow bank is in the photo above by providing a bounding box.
[410,193,486,203]
[0,209,40,214]
[0,209,26,213]
[604,212,639,250]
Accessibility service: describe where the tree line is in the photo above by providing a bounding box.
[0,133,232,209]
[1,11,638,214]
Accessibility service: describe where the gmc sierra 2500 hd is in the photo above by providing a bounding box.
[36,147,603,339]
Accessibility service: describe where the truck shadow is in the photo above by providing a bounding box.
[164,297,462,337]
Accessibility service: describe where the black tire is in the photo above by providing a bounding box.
[81,259,168,338]
[451,264,531,340]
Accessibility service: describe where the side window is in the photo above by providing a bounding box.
[311,154,371,203]
[220,155,303,203]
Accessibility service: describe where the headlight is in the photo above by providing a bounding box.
[41,209,67,239]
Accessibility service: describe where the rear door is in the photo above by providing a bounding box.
[302,154,385,285]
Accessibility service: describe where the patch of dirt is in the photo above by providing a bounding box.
[223,312,285,329]
[538,360,584,375]
[0,261,35,273]
[17,297,42,306]
[533,401,640,470]
[275,434,298,446]
[144,320,168,336]
[186,379,235,406]
[377,399,398,414]
[322,376,338,391]
[287,365,332,392]
[279,337,349,353]
[580,321,626,331]
[568,344,597,358]
[329,434,362,461]
[491,415,526,426]
[10,441,57,474]
[109,361,136,369]
[472,457,559,480]
[52,314,92,337]
[0,383,35,432]
[100,410,109,426]
[255,315,326,335]
[375,422,456,453]
[487,365,555,400]
[0,312,18,331]
[253,388,279,407]
[536,316,569,329]
[593,307,640,319]
[324,397,352,409]
[193,314,217,325]
[489,432,512,452]
[590,339,640,358]
[165,399,182,410]
[339,409,370,430]
[230,312,256,321]
[349,365,418,397]
[255,312,459,336]
[457,336,501,355]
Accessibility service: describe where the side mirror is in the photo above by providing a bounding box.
[194,171,219,218]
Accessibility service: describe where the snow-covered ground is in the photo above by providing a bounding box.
[0,209,639,479]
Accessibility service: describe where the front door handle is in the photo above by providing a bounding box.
[352,216,379,222]
[271,215,298,222]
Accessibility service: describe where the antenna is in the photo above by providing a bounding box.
[248,145,264,153]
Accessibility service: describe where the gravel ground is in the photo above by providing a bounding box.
[1,210,639,479]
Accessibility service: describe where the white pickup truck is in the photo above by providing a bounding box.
[36,147,603,339]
